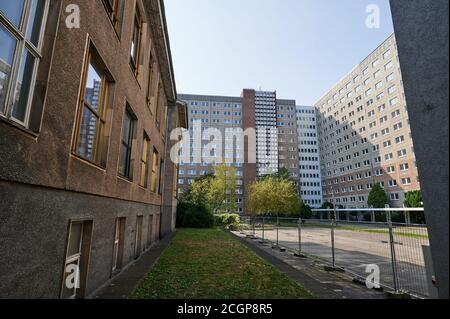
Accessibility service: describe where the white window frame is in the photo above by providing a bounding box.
[0,0,49,127]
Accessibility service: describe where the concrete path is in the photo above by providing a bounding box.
[91,232,176,299]
[231,232,387,299]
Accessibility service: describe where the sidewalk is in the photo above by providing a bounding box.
[92,231,176,299]
[231,232,387,299]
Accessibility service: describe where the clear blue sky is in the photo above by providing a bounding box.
[165,0,394,105]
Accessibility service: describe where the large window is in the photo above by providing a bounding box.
[146,52,156,108]
[102,0,121,31]
[61,220,93,299]
[118,106,136,180]
[139,134,150,188]
[151,148,159,193]
[112,217,126,274]
[0,0,48,127]
[74,46,111,167]
[130,7,142,74]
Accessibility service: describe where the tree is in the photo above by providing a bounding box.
[183,165,237,215]
[404,190,423,208]
[298,202,313,219]
[367,183,389,208]
[207,165,238,214]
[247,176,300,217]
[258,167,292,182]
[321,202,334,209]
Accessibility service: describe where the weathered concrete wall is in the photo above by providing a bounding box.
[0,180,160,298]
[390,0,449,299]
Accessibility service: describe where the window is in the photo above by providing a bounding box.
[401,178,412,185]
[139,134,150,187]
[155,80,165,130]
[390,97,399,106]
[146,52,156,108]
[400,163,409,171]
[102,0,122,30]
[112,218,126,273]
[118,107,136,179]
[389,180,398,187]
[0,0,48,128]
[385,61,393,70]
[134,215,143,259]
[398,149,407,158]
[151,148,160,193]
[61,220,93,299]
[390,193,400,200]
[147,215,154,247]
[74,46,112,167]
[388,85,397,94]
[130,7,142,74]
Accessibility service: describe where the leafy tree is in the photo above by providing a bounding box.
[404,190,423,208]
[258,167,292,182]
[182,165,238,215]
[207,165,238,214]
[367,183,389,208]
[298,202,313,220]
[321,202,334,209]
[247,176,300,217]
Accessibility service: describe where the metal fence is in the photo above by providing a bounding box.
[238,208,431,299]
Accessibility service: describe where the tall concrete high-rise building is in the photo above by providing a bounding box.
[178,89,301,213]
[296,106,323,208]
[277,99,301,191]
[177,94,246,213]
[254,91,279,176]
[315,34,421,208]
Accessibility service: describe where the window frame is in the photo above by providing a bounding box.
[72,44,112,168]
[129,5,142,75]
[0,0,50,128]
[118,105,137,180]
[150,147,160,193]
[139,133,151,188]
[101,0,121,30]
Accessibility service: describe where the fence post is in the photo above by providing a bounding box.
[331,218,336,268]
[262,216,265,242]
[298,218,302,253]
[252,217,256,238]
[276,216,279,247]
[388,215,400,293]
[404,207,411,225]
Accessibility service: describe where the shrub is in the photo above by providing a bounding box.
[176,202,215,229]
[404,190,423,208]
[298,202,313,220]
[215,214,241,230]
[368,183,389,208]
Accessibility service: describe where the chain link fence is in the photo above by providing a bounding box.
[237,209,432,298]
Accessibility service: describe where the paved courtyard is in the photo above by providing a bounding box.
[244,224,430,298]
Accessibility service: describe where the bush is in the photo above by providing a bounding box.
[368,183,389,208]
[215,214,241,230]
[176,202,215,229]
[299,202,313,220]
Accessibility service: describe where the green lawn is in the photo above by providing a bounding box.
[133,228,313,299]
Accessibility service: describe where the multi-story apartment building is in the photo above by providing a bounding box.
[0,0,187,298]
[296,106,323,208]
[277,99,301,191]
[177,94,246,213]
[316,34,420,208]
[178,89,301,213]
[254,91,279,176]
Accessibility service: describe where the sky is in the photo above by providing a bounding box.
[164,0,395,106]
